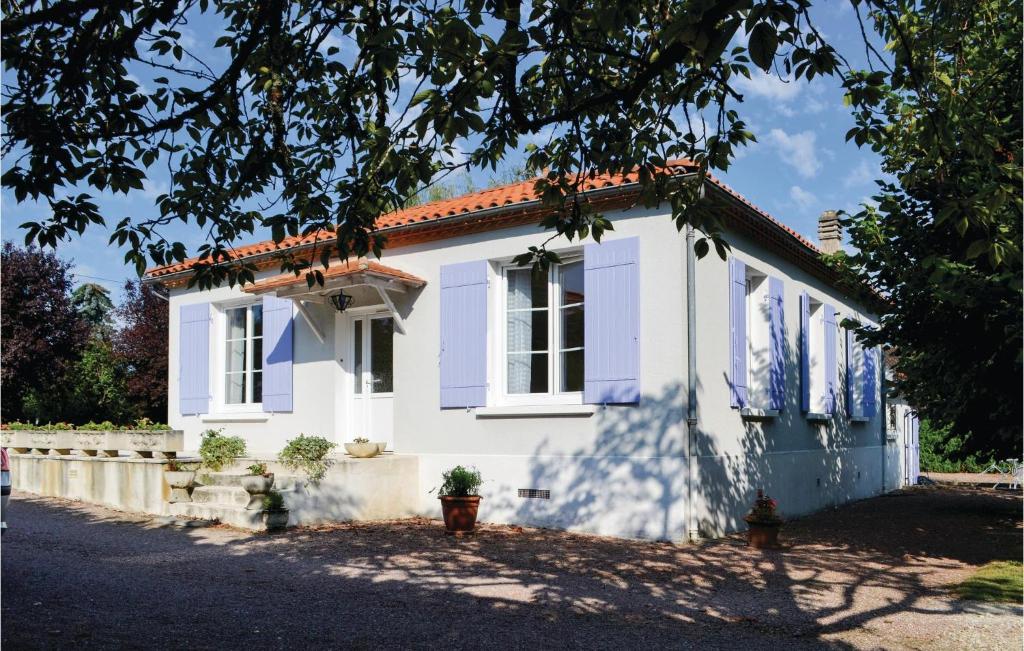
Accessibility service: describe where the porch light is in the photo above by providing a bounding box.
[329,292,354,313]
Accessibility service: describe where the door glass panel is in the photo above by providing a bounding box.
[370,317,394,393]
[353,319,363,394]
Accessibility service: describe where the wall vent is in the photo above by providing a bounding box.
[518,488,550,499]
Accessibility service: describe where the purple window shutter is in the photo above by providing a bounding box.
[823,304,837,413]
[863,346,877,418]
[845,329,855,417]
[727,258,747,407]
[799,292,810,412]
[768,276,785,411]
[262,295,294,412]
[584,237,640,404]
[179,303,211,415]
[440,260,488,408]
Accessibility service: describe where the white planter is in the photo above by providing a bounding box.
[164,471,196,489]
[344,443,380,458]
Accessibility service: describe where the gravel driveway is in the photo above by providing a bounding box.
[2,487,1020,650]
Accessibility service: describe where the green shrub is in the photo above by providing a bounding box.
[278,434,336,482]
[79,420,117,431]
[919,420,994,473]
[263,491,286,511]
[198,429,246,471]
[247,462,269,476]
[437,465,482,497]
[132,417,171,431]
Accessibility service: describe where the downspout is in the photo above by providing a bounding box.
[684,182,704,541]
[880,363,887,493]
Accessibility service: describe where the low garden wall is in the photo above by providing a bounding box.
[1,429,184,458]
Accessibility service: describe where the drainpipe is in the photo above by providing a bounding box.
[880,365,887,493]
[684,221,699,541]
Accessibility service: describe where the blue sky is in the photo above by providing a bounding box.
[1,2,883,303]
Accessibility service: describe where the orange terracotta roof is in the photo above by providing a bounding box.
[144,160,827,282]
[242,259,426,294]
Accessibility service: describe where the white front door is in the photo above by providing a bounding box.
[350,314,395,451]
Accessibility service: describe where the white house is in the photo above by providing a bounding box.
[145,163,911,540]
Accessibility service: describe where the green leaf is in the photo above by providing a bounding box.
[748,23,778,72]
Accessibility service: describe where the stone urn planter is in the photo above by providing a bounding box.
[164,470,196,503]
[744,517,782,549]
[344,442,380,458]
[263,509,289,531]
[240,474,275,510]
[439,496,481,534]
[373,441,387,454]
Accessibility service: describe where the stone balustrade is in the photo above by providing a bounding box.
[1,429,183,458]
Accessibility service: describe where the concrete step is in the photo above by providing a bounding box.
[191,485,251,508]
[196,471,303,491]
[167,502,290,532]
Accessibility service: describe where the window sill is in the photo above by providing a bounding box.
[200,413,270,423]
[849,416,871,423]
[475,405,596,419]
[740,408,780,421]
[805,412,831,422]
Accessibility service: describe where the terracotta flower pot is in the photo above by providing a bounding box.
[439,495,481,534]
[744,518,782,549]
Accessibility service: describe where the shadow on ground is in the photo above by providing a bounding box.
[2,487,1020,650]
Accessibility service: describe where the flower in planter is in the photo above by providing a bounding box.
[247,462,271,477]
[745,489,782,524]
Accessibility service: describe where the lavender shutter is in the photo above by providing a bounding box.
[726,258,748,407]
[845,329,855,417]
[799,292,810,412]
[863,346,877,418]
[262,295,294,412]
[768,276,785,411]
[823,304,837,413]
[584,237,640,404]
[440,260,488,408]
[179,303,211,415]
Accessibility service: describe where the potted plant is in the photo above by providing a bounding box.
[198,429,246,471]
[262,491,289,531]
[343,436,380,459]
[279,434,337,481]
[436,465,482,535]
[240,462,275,510]
[743,489,783,548]
[163,460,199,503]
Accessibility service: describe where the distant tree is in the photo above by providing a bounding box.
[0,242,86,422]
[71,282,114,336]
[113,281,168,422]
[487,165,533,188]
[66,336,133,424]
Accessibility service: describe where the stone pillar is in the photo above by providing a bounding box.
[817,210,842,254]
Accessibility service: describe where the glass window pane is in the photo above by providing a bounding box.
[561,350,584,392]
[506,352,548,394]
[252,371,262,404]
[507,268,548,309]
[561,305,584,350]
[226,307,246,340]
[226,339,247,373]
[560,261,584,306]
[251,305,263,338]
[226,373,246,404]
[252,338,263,372]
[353,320,363,394]
[507,309,548,353]
[370,318,394,393]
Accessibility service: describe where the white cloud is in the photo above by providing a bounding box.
[765,128,822,178]
[790,185,818,210]
[844,159,879,189]
[734,69,803,103]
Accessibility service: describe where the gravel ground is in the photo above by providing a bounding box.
[2,487,1020,650]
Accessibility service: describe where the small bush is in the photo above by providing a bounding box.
[279,434,337,482]
[79,420,117,431]
[352,436,369,444]
[263,491,286,511]
[247,462,269,476]
[437,465,482,497]
[198,429,246,471]
[165,459,199,472]
[132,417,171,431]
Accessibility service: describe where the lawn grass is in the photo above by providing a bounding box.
[955,561,1023,603]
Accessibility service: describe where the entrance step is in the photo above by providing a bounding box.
[167,502,289,532]
[191,485,251,508]
[195,472,303,491]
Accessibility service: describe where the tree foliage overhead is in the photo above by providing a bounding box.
[2,0,841,286]
[836,0,1022,459]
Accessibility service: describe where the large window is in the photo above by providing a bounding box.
[224,304,263,405]
[745,267,771,406]
[503,260,584,398]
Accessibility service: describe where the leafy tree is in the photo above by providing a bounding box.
[113,281,169,422]
[66,336,133,424]
[0,242,87,421]
[836,0,1022,459]
[2,0,841,285]
[71,282,115,335]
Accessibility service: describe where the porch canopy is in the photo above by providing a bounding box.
[242,258,426,338]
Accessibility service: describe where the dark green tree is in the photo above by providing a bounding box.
[836,0,1022,459]
[71,282,115,336]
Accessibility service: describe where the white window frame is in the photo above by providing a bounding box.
[806,296,828,415]
[213,299,264,413]
[846,321,867,419]
[744,266,771,409]
[494,256,584,407]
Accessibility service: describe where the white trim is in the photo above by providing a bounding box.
[200,413,270,423]
[475,404,596,418]
[294,300,326,343]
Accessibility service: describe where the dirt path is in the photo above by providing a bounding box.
[2,487,1020,650]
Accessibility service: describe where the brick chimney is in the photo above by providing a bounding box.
[817,210,842,254]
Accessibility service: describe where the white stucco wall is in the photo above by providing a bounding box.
[164,201,899,540]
